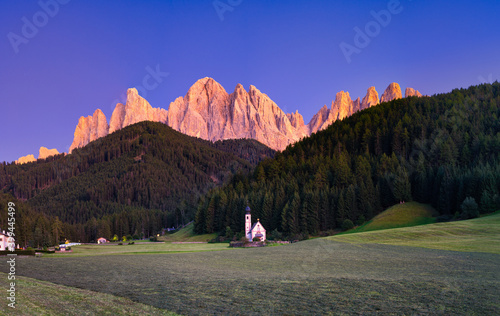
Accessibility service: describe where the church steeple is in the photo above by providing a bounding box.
[245,206,251,239]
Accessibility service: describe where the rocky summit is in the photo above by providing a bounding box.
[63,78,422,154]
[38,147,59,160]
[380,82,403,103]
[15,146,60,164]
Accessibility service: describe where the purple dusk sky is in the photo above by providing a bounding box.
[1,0,499,163]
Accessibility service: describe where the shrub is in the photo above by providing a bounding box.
[235,231,245,241]
[225,226,234,239]
[149,236,158,242]
[460,197,479,220]
[268,229,283,241]
[342,219,354,231]
[118,243,123,246]
[128,242,135,245]
[252,237,261,242]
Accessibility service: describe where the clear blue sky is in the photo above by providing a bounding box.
[1,0,499,163]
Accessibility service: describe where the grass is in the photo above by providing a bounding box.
[5,237,499,315]
[330,212,500,254]
[159,222,217,242]
[47,241,231,257]
[0,273,179,316]
[343,201,437,234]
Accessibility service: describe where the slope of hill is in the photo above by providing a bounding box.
[194,83,500,237]
[0,122,274,245]
[343,202,437,234]
[329,212,500,254]
[160,223,217,242]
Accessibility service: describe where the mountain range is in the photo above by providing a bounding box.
[14,78,421,163]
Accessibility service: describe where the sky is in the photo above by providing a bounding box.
[1,0,499,163]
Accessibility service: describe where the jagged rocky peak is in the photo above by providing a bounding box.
[110,88,168,134]
[380,82,403,103]
[287,110,305,129]
[15,154,36,164]
[405,87,422,98]
[332,91,354,121]
[361,86,379,109]
[38,147,59,160]
[69,109,109,153]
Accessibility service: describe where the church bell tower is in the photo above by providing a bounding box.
[245,206,251,239]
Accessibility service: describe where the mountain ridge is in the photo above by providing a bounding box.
[15,78,421,163]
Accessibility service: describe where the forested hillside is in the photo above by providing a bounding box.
[0,122,274,245]
[194,83,500,238]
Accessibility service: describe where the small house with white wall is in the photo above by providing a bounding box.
[245,206,266,241]
[0,230,15,251]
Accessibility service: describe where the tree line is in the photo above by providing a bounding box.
[0,122,274,246]
[194,83,500,238]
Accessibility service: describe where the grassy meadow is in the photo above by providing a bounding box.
[330,212,500,254]
[0,273,179,316]
[3,235,499,314]
[48,241,230,257]
[1,209,499,314]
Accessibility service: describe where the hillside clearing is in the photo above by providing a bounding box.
[159,223,217,242]
[344,202,437,234]
[330,212,500,254]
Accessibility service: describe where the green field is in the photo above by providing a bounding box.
[48,241,230,257]
[344,202,437,234]
[3,236,499,315]
[0,273,179,316]
[159,223,217,242]
[330,212,500,254]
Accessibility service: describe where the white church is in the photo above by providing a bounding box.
[0,230,15,251]
[245,206,266,241]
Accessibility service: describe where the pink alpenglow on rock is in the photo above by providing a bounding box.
[69,109,109,153]
[65,78,421,152]
[38,147,59,160]
[15,154,36,164]
[380,82,403,103]
[361,86,379,110]
[405,87,422,98]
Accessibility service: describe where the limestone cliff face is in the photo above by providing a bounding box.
[307,105,330,134]
[380,82,403,103]
[166,78,308,150]
[38,147,59,160]
[15,154,36,164]
[308,91,355,134]
[361,86,379,110]
[109,88,168,134]
[109,103,125,134]
[405,87,422,97]
[69,109,109,153]
[167,77,230,140]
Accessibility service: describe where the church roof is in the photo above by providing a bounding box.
[250,221,266,232]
